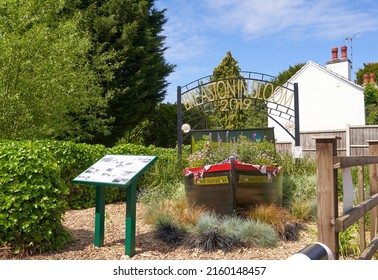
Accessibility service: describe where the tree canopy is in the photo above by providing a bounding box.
[206,53,304,130]
[356,62,378,125]
[0,0,111,141]
[210,51,247,129]
[274,63,305,85]
[0,0,174,145]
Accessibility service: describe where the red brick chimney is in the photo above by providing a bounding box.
[331,47,338,60]
[326,46,352,80]
[370,73,375,84]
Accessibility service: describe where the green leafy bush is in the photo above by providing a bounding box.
[110,144,185,203]
[279,154,316,175]
[39,140,127,209]
[282,174,317,207]
[0,141,70,253]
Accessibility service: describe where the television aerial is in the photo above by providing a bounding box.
[344,32,360,69]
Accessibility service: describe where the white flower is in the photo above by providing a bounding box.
[181,123,191,133]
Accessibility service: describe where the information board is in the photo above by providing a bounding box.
[71,154,158,257]
[73,155,157,187]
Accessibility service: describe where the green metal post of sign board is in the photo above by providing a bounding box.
[94,185,105,247]
[72,155,157,258]
[93,180,137,256]
[125,180,137,256]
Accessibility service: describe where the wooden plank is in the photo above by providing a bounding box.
[369,141,378,240]
[336,193,378,232]
[358,165,366,253]
[359,234,378,260]
[313,136,341,140]
[350,145,369,148]
[333,156,378,169]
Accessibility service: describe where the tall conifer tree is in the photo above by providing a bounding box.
[210,51,247,129]
[74,0,175,145]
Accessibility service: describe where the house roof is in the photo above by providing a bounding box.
[287,60,364,91]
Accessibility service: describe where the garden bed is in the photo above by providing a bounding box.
[1,202,319,260]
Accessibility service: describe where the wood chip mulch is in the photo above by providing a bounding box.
[0,202,319,260]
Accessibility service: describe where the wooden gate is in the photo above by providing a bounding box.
[314,137,378,259]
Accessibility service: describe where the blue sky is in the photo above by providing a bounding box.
[155,0,378,104]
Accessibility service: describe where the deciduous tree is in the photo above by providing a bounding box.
[0,0,111,141]
[356,63,378,125]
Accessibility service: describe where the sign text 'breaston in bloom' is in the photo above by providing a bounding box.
[181,79,294,111]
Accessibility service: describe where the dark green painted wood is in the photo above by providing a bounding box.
[94,185,105,247]
[125,181,137,257]
[72,155,158,257]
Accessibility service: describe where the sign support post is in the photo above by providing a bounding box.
[125,180,137,256]
[72,154,157,258]
[94,185,105,247]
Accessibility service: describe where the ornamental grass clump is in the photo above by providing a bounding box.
[237,219,279,247]
[194,213,221,234]
[189,214,243,252]
[247,204,302,241]
[191,213,278,250]
[188,134,280,168]
[154,215,186,245]
[143,197,208,228]
[188,228,241,252]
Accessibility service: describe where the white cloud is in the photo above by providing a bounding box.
[158,0,215,62]
[157,0,378,103]
[204,0,378,40]
[158,0,378,65]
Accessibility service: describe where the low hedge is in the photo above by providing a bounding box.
[0,141,70,253]
[40,140,126,209]
[0,140,184,253]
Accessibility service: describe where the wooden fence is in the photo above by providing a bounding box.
[276,125,378,158]
[315,137,378,259]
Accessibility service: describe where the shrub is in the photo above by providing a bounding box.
[282,174,317,207]
[110,144,184,203]
[279,154,316,175]
[0,141,70,253]
[39,140,126,209]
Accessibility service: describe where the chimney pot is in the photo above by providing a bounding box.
[331,47,338,60]
[370,73,375,84]
[363,74,369,84]
[341,45,347,58]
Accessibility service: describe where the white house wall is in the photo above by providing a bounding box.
[268,62,365,142]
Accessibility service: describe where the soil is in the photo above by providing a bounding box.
[0,202,319,260]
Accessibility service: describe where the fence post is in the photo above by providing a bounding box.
[368,140,378,240]
[345,123,350,156]
[314,136,340,259]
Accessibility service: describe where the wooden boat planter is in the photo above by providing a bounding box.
[183,157,283,215]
